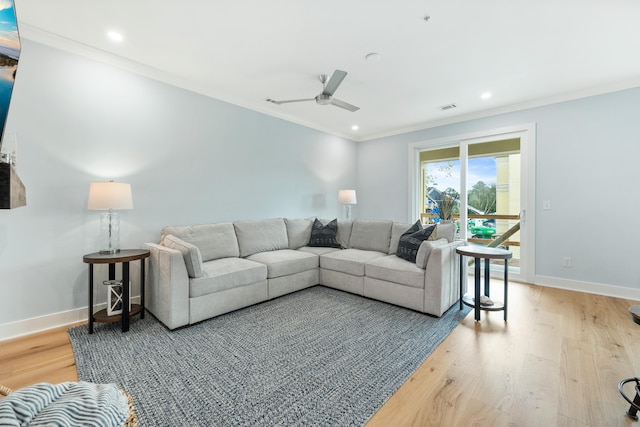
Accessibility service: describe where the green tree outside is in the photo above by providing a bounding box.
[468,181,496,213]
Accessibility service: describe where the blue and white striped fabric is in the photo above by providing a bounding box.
[0,382,129,427]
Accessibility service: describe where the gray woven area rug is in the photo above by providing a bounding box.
[69,286,470,426]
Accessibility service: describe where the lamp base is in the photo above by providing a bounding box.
[343,204,353,221]
[99,211,121,254]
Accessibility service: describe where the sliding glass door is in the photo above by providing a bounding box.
[411,125,535,282]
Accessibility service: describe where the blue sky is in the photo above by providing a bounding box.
[0,0,19,59]
[425,157,496,192]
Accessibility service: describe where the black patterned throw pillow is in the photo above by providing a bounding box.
[396,221,436,263]
[308,218,341,248]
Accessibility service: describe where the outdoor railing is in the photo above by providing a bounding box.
[420,213,521,248]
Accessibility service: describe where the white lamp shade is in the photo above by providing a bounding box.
[87,181,133,210]
[338,189,357,205]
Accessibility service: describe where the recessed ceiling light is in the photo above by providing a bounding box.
[351,125,359,131]
[107,31,124,42]
[481,92,492,100]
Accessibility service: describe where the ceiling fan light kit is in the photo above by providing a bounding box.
[267,69,360,112]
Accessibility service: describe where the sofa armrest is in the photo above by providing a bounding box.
[143,243,190,330]
[423,240,464,317]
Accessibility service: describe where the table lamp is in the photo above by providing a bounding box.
[338,189,357,221]
[88,181,133,254]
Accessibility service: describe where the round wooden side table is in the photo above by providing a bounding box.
[83,249,150,334]
[456,245,512,321]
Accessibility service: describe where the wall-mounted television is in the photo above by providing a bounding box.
[0,0,20,158]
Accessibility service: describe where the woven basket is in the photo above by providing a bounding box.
[0,384,138,427]
[0,384,12,398]
[119,389,139,427]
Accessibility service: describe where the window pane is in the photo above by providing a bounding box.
[422,159,461,229]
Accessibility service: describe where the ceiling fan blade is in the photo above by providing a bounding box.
[330,98,360,112]
[321,70,347,96]
[267,98,314,105]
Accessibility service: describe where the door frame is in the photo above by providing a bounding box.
[407,123,536,283]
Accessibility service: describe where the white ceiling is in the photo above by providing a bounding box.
[14,0,640,141]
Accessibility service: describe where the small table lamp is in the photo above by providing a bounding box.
[338,189,357,221]
[88,181,133,254]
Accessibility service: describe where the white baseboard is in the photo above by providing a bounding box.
[534,275,640,302]
[0,296,141,342]
[2,277,639,342]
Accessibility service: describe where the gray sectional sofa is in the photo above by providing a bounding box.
[143,218,463,330]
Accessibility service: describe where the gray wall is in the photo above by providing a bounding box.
[0,40,357,325]
[357,88,640,291]
[2,37,638,334]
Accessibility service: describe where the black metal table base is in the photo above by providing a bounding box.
[458,254,509,321]
[619,377,640,420]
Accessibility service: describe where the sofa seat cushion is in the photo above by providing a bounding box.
[365,255,426,289]
[190,258,267,298]
[246,249,318,279]
[298,246,342,256]
[320,248,387,277]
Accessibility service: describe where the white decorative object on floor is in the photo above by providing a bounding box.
[105,280,130,316]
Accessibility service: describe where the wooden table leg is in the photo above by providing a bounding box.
[140,258,145,319]
[88,265,94,334]
[122,261,130,332]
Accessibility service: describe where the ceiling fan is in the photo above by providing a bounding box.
[266,69,359,112]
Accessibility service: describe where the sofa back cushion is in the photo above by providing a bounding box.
[436,222,456,243]
[348,219,393,253]
[336,220,353,249]
[308,218,341,248]
[161,222,239,262]
[234,218,289,257]
[162,234,203,278]
[389,222,413,255]
[314,219,352,249]
[396,224,437,263]
[285,218,313,249]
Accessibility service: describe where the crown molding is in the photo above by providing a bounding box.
[18,24,358,142]
[358,78,640,141]
[18,23,640,143]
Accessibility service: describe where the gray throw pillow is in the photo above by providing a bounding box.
[308,218,341,248]
[396,224,436,263]
[163,234,203,278]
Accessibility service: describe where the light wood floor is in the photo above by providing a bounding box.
[1,281,639,426]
